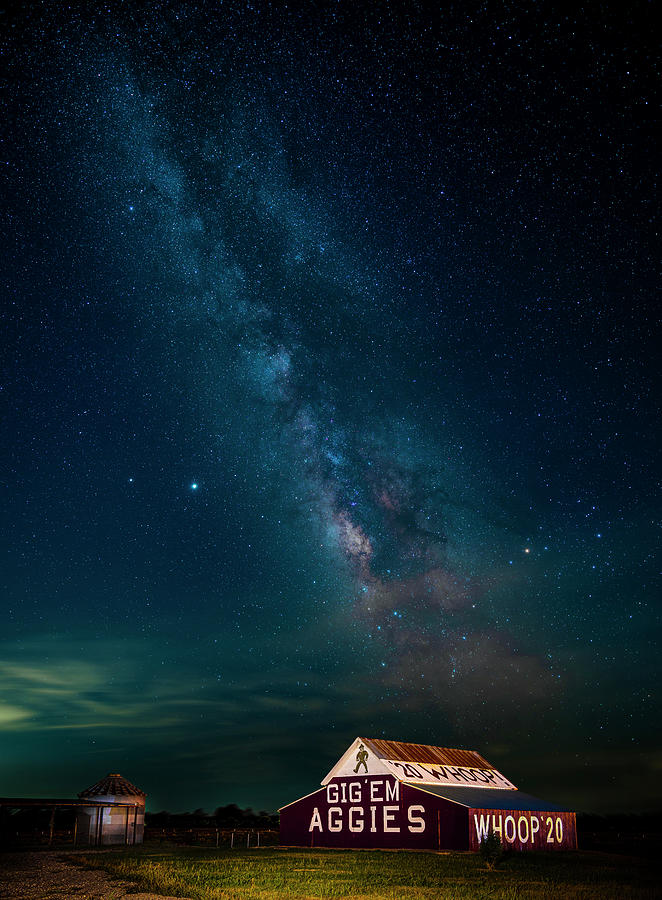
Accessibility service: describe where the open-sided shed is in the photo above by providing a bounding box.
[279,737,576,852]
[0,772,145,847]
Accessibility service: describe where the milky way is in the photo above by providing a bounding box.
[2,2,658,813]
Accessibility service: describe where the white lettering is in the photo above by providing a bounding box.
[407,805,426,833]
[340,782,347,803]
[349,806,364,833]
[531,817,540,840]
[386,780,399,802]
[326,784,338,803]
[370,780,383,802]
[309,808,323,832]
[328,807,342,832]
[545,817,554,843]
[504,815,516,843]
[517,816,529,843]
[491,814,503,838]
[370,805,377,833]
[349,782,361,803]
[474,813,491,843]
[555,818,563,842]
[383,805,400,833]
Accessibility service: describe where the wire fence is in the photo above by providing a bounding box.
[145,826,280,848]
[0,825,280,850]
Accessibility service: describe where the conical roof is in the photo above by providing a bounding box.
[78,773,146,799]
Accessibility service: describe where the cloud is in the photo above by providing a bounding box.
[0,640,199,733]
[0,703,32,726]
[0,635,348,741]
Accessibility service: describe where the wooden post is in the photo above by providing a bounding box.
[247,831,250,849]
[48,807,56,846]
[257,831,260,848]
[96,806,104,846]
[124,806,130,845]
[216,827,219,848]
[230,831,234,849]
[73,817,78,847]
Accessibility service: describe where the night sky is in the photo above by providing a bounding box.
[2,2,659,816]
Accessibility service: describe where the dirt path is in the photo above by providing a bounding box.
[0,850,192,900]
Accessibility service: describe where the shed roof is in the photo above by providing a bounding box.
[410,784,571,812]
[78,773,145,799]
[0,797,142,808]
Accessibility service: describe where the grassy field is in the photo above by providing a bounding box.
[71,845,660,899]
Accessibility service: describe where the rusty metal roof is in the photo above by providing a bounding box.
[363,738,495,770]
[78,773,146,799]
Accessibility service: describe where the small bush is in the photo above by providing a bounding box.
[479,830,505,870]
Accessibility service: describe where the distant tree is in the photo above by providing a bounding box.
[145,810,172,827]
[214,804,243,827]
[212,805,278,829]
[242,807,258,826]
[257,810,278,828]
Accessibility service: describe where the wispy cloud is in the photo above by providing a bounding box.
[0,702,32,726]
[0,636,343,738]
[0,639,203,733]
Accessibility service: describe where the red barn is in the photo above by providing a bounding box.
[279,737,576,852]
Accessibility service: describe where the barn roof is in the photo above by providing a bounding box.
[362,738,493,770]
[322,737,517,789]
[78,773,146,799]
[410,785,572,812]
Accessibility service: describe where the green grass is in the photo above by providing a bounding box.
[69,846,660,900]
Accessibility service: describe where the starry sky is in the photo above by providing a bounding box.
[1,1,659,816]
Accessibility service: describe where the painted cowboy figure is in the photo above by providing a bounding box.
[354,743,369,773]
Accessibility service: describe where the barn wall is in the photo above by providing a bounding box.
[468,808,577,851]
[279,787,325,847]
[401,785,468,850]
[280,776,469,850]
[280,777,576,853]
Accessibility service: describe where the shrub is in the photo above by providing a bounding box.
[479,830,505,870]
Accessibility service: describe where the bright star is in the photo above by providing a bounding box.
[190,482,198,490]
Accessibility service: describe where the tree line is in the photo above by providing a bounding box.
[146,804,278,829]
